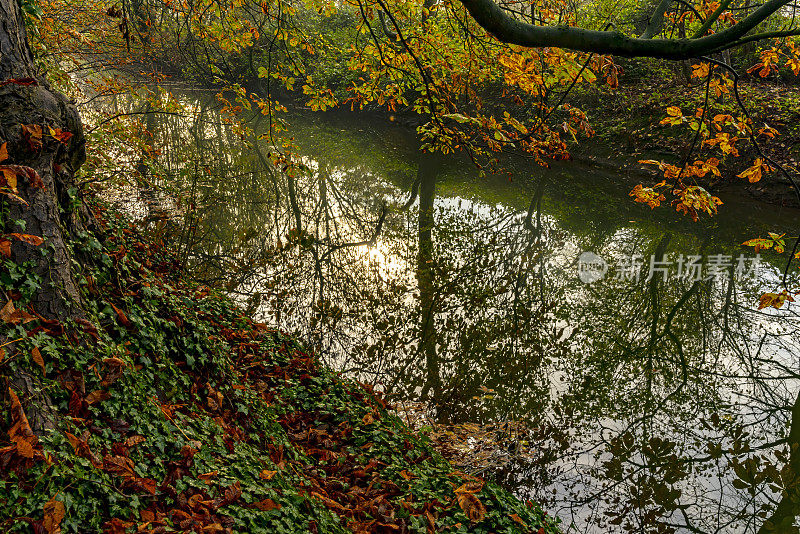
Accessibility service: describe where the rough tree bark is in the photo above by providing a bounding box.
[0,0,89,320]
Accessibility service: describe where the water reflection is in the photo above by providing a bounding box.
[105,91,800,533]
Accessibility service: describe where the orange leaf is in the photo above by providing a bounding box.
[32,347,45,375]
[5,233,44,246]
[1,167,17,190]
[251,498,281,511]
[48,127,73,145]
[509,513,528,528]
[43,497,65,534]
[0,142,7,163]
[259,469,277,480]
[199,470,219,481]
[0,299,36,324]
[758,290,795,310]
[111,303,132,327]
[15,437,35,458]
[124,435,146,448]
[454,480,484,494]
[456,491,486,523]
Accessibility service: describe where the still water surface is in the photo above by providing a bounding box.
[123,93,800,533]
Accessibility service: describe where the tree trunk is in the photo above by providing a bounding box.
[0,0,89,320]
[416,155,440,412]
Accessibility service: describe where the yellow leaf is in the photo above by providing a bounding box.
[758,290,795,310]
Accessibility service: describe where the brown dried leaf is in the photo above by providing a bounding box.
[124,435,145,448]
[21,124,43,151]
[32,346,45,374]
[43,497,65,534]
[15,437,34,458]
[250,498,281,511]
[456,492,486,523]
[86,390,110,405]
[0,300,36,324]
[198,470,219,481]
[259,469,277,480]
[509,513,528,528]
[5,233,44,246]
[454,480,484,494]
[110,304,132,327]
[0,167,16,190]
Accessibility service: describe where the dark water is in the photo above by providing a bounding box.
[119,93,800,533]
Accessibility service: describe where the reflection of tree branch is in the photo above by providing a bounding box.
[320,202,388,260]
[85,110,185,133]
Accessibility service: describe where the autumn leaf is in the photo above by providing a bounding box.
[361,411,376,425]
[742,237,774,253]
[673,185,723,221]
[454,480,484,494]
[0,299,36,324]
[691,62,710,78]
[0,164,45,190]
[0,142,7,163]
[48,127,73,144]
[103,455,138,477]
[259,469,277,480]
[32,347,45,374]
[7,387,38,458]
[660,106,684,126]
[737,158,772,183]
[630,184,666,209]
[250,498,281,511]
[758,290,796,310]
[43,497,66,534]
[456,491,486,523]
[199,470,219,482]
[4,233,44,246]
[86,390,111,405]
[509,513,528,528]
[1,166,17,190]
[21,124,43,151]
[111,303,132,327]
[124,435,146,448]
[0,77,37,87]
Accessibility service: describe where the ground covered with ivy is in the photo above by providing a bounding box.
[0,201,560,533]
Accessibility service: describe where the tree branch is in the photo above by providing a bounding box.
[458,0,793,59]
[642,0,674,39]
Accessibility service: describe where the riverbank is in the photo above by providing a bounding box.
[569,79,800,207]
[0,199,559,533]
[269,74,800,207]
